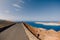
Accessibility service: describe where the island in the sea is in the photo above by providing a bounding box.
[35,22,60,26]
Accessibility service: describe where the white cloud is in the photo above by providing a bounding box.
[0,12,19,21]
[12,0,25,8]
[15,9,19,11]
[12,0,25,11]
[12,4,22,8]
[18,0,24,3]
[4,10,10,13]
[0,10,23,21]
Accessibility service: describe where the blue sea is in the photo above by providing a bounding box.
[26,21,60,31]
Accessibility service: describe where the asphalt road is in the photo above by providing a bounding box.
[0,23,29,40]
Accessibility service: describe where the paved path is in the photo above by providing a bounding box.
[0,23,29,40]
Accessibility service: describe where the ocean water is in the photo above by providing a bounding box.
[26,22,60,31]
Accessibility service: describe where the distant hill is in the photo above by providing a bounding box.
[0,19,15,28]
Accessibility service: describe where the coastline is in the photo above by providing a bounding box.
[23,22,60,40]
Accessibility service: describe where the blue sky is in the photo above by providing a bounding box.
[0,0,60,21]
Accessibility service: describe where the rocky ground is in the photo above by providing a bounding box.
[23,23,60,40]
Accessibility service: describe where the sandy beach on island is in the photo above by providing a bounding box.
[35,22,60,26]
[23,22,60,40]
